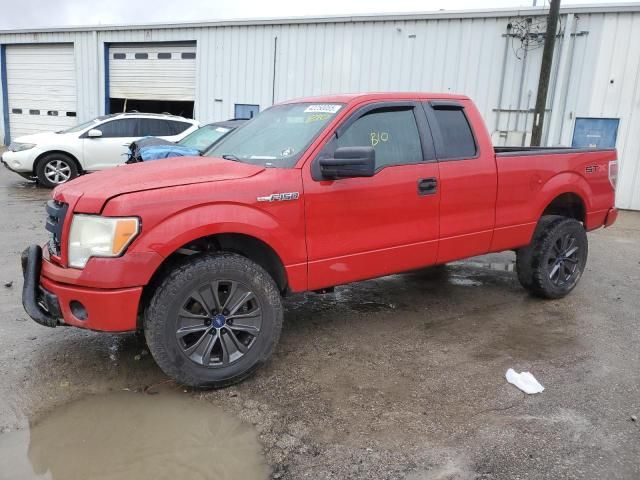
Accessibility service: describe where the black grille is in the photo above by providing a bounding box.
[45,200,68,256]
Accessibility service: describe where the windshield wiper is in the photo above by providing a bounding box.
[221,154,241,162]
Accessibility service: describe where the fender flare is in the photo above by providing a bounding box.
[535,172,592,220]
[133,202,297,265]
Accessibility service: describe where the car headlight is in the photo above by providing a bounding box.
[8,142,36,152]
[68,214,140,268]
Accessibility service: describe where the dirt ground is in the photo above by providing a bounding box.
[0,162,638,479]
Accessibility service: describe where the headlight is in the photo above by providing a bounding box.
[8,142,36,152]
[68,215,140,268]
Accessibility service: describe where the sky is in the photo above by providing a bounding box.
[0,0,637,30]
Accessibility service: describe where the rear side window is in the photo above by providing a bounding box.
[168,120,192,135]
[432,108,476,159]
[138,119,191,136]
[96,119,139,138]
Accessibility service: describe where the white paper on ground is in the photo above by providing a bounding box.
[505,368,545,394]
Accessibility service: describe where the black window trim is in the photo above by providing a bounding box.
[312,101,436,181]
[80,117,140,138]
[422,101,479,162]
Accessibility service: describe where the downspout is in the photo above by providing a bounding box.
[515,45,529,134]
[271,36,278,105]
[557,15,579,145]
[103,43,110,115]
[1,45,10,145]
[546,13,575,145]
[494,24,512,132]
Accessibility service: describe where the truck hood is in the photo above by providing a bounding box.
[53,156,265,213]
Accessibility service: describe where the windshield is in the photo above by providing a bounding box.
[178,124,233,151]
[205,103,343,167]
[58,117,106,134]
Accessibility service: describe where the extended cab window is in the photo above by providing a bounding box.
[332,108,423,168]
[96,119,139,138]
[432,108,476,159]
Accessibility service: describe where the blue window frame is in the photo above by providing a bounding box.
[572,117,619,149]
[234,104,259,119]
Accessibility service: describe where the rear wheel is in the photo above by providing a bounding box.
[144,253,283,388]
[36,153,79,188]
[516,216,588,299]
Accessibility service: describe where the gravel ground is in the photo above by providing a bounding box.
[0,162,638,479]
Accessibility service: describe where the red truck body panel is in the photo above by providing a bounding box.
[39,92,616,332]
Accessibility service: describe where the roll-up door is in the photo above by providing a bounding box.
[5,44,77,139]
[108,43,196,117]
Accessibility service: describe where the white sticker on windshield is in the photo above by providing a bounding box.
[215,127,230,133]
[304,104,342,114]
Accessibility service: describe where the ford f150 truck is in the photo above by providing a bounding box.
[22,93,618,388]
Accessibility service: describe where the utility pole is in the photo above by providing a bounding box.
[530,0,561,146]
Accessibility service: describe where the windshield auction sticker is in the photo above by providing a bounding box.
[304,104,342,114]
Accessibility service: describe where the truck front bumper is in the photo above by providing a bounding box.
[21,245,142,332]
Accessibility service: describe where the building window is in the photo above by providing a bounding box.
[158,52,172,59]
[134,53,149,59]
[11,108,22,114]
[181,52,196,59]
[29,109,40,115]
[572,117,620,149]
[113,53,126,60]
[234,104,260,119]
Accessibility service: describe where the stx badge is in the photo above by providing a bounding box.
[257,192,300,202]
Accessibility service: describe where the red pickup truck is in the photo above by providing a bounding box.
[22,93,618,387]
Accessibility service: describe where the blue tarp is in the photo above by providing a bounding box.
[138,145,201,161]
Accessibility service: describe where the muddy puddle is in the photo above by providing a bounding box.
[0,391,269,480]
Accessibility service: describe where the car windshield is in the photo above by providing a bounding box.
[178,124,233,152]
[58,116,108,134]
[205,103,343,167]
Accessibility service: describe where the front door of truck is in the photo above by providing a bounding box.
[302,101,440,290]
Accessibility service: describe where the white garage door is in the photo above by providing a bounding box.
[6,44,77,139]
[109,44,196,101]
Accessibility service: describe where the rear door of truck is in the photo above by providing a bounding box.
[422,99,498,263]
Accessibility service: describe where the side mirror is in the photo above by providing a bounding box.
[319,146,375,179]
[87,129,103,138]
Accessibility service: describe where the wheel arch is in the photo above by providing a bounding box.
[536,171,593,225]
[33,150,82,175]
[138,232,289,329]
[541,192,587,224]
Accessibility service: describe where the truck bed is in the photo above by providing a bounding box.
[491,146,617,252]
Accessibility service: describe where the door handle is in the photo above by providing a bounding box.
[417,177,438,195]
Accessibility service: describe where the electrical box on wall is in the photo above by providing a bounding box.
[572,117,620,149]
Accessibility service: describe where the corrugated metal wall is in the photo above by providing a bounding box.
[1,7,639,209]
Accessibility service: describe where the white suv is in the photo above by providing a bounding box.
[1,113,199,187]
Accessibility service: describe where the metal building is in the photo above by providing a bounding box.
[1,3,639,209]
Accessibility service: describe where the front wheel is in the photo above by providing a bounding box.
[36,153,79,188]
[144,253,283,388]
[516,216,588,299]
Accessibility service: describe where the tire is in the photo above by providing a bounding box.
[516,216,588,299]
[36,153,79,188]
[144,253,283,388]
